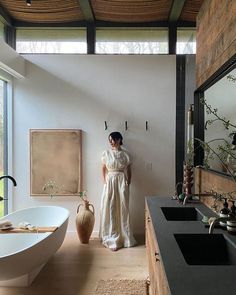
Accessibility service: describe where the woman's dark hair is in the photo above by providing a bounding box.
[109,131,123,145]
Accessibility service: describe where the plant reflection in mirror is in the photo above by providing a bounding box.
[186,95,236,178]
[201,97,236,131]
[186,137,235,178]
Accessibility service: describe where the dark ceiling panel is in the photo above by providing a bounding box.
[169,0,186,22]
[79,0,95,22]
[0,4,12,25]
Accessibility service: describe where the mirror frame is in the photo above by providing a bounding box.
[194,53,236,176]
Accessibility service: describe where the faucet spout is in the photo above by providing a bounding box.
[0,175,17,186]
[183,192,215,205]
[209,216,236,234]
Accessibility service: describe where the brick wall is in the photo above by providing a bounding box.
[196,0,236,87]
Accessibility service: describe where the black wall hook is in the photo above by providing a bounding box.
[125,121,128,130]
[146,121,148,131]
[104,121,108,130]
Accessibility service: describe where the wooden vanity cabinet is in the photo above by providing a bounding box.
[145,203,170,295]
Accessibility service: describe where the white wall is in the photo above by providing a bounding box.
[12,55,176,234]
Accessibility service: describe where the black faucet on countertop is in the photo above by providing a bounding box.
[0,175,17,201]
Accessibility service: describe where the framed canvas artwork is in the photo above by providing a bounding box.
[30,129,82,196]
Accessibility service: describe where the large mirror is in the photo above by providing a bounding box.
[194,56,236,176]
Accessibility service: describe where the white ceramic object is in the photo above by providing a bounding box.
[0,206,69,286]
[226,220,236,227]
[226,220,236,233]
[219,213,228,227]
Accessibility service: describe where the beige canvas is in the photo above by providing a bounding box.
[30,129,82,196]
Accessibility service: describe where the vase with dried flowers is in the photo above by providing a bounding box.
[42,181,95,244]
[76,190,95,244]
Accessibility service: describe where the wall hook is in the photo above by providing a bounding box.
[125,121,128,130]
[146,121,148,131]
[104,121,108,130]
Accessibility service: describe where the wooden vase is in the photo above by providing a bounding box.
[183,164,194,195]
[76,200,95,244]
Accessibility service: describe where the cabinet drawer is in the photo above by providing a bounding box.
[145,202,170,295]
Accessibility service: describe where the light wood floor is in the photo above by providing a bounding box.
[0,233,148,295]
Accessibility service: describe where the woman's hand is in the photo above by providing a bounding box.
[127,165,131,185]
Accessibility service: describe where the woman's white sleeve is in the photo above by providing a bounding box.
[101,150,107,165]
[126,151,132,165]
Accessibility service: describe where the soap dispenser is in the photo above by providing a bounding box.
[229,200,236,217]
[219,198,230,227]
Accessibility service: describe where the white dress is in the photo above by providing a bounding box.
[99,148,136,249]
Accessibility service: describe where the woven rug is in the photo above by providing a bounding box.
[95,279,148,295]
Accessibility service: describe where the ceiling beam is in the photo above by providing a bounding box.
[13,20,87,28]
[169,0,187,22]
[0,5,12,26]
[13,20,160,28]
[78,0,95,22]
[96,20,195,27]
[13,20,195,28]
[96,20,169,27]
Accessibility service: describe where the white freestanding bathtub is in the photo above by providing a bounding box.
[0,206,69,287]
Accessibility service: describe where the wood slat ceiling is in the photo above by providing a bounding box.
[0,0,204,25]
[0,0,84,23]
[180,0,203,22]
[91,0,173,23]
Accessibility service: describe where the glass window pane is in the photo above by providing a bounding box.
[16,28,87,54]
[177,29,196,54]
[0,80,4,217]
[96,28,168,54]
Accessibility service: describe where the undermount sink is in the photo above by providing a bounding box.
[174,233,236,265]
[161,207,203,221]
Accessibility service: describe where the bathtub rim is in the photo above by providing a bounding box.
[0,206,69,259]
[1,205,70,224]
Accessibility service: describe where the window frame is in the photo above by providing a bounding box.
[15,27,87,54]
[176,28,196,54]
[0,70,13,216]
[95,27,169,55]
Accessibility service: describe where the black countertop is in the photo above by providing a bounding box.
[146,196,236,295]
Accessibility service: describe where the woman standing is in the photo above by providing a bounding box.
[99,131,136,251]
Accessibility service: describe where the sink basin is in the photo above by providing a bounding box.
[174,233,236,265]
[161,207,203,221]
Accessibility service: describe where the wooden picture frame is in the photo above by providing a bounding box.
[30,129,82,196]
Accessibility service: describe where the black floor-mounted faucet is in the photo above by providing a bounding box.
[0,175,17,201]
[0,175,17,186]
